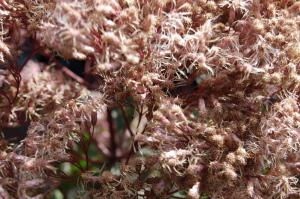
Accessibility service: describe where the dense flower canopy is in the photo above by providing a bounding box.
[0,0,300,198]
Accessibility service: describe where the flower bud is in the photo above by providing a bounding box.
[187,182,200,199]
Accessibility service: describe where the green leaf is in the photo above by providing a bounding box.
[49,189,64,199]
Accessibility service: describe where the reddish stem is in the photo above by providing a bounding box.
[107,108,117,163]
